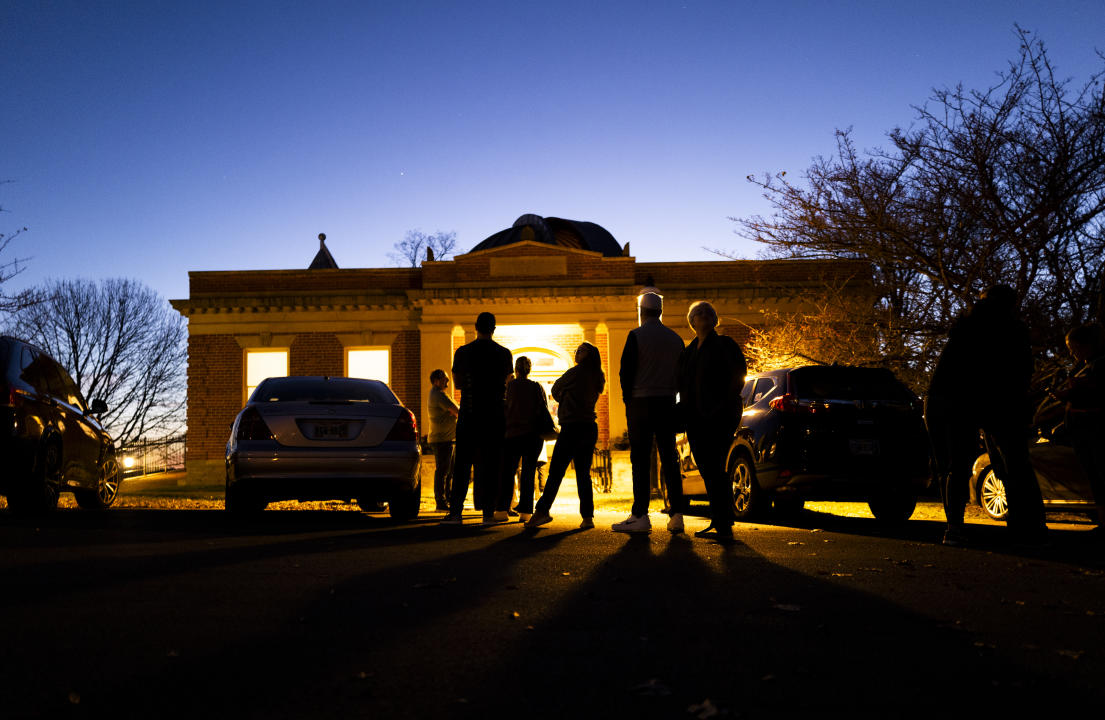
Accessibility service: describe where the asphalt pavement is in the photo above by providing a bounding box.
[2,495,1104,719]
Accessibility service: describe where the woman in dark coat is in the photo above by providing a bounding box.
[526,342,605,529]
[677,300,747,541]
[500,356,548,522]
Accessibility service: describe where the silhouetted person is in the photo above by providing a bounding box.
[926,284,1046,545]
[441,312,513,526]
[677,300,746,541]
[501,356,547,523]
[1058,322,1105,532]
[527,342,605,529]
[427,369,459,512]
[613,290,685,534]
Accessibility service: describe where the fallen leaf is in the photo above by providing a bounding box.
[687,698,720,718]
[633,678,671,696]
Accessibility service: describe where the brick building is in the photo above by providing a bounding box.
[171,215,870,483]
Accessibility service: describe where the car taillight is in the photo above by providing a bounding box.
[769,394,800,412]
[769,394,825,414]
[385,408,417,442]
[236,407,274,441]
[3,385,29,408]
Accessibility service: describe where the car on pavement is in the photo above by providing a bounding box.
[0,335,121,513]
[224,375,422,518]
[969,429,1097,521]
[672,365,931,522]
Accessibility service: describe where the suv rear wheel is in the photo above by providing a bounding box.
[868,488,917,524]
[7,438,62,514]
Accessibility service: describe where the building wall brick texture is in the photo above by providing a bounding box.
[185,334,242,465]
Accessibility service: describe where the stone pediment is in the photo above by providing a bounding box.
[422,240,635,288]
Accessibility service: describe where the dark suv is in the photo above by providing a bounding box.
[0,336,120,513]
[674,365,931,522]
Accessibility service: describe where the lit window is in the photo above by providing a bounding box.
[245,350,288,401]
[347,348,389,383]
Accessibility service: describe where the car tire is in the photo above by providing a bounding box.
[977,468,1009,521]
[74,453,122,510]
[8,438,62,515]
[225,479,267,514]
[730,453,762,520]
[387,479,421,521]
[868,489,917,523]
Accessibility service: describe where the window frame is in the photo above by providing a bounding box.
[345,346,390,384]
[244,348,289,403]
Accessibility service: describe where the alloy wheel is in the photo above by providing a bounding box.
[979,469,1009,520]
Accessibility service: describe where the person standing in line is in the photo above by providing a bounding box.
[440,312,514,527]
[526,342,605,529]
[677,301,746,542]
[501,356,547,523]
[612,290,686,534]
[1057,322,1105,533]
[926,284,1046,546]
[427,369,459,512]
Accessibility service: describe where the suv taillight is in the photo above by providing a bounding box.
[236,407,274,441]
[385,408,417,442]
[769,393,799,412]
[769,394,824,414]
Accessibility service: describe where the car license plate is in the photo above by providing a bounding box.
[849,438,879,456]
[312,421,349,440]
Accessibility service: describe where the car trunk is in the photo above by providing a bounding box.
[254,401,403,447]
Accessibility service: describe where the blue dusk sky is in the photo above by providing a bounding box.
[2,0,1103,303]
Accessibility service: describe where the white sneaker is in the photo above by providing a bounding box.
[579,517,594,529]
[611,514,651,534]
[666,513,684,534]
[525,512,553,528]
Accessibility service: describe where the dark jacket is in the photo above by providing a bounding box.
[504,377,548,438]
[928,308,1033,423]
[553,365,605,425]
[677,330,747,428]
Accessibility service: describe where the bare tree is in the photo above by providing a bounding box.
[6,278,187,445]
[730,28,1105,377]
[0,182,35,314]
[389,230,461,267]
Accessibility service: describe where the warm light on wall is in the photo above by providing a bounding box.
[347,348,390,383]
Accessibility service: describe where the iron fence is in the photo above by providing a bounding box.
[117,434,187,476]
[592,445,612,493]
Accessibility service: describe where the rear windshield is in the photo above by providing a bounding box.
[790,367,915,403]
[251,377,398,404]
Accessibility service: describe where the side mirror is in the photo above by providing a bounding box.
[90,398,108,414]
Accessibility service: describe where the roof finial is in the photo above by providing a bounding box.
[319,232,327,248]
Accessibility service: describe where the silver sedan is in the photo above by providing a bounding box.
[225,376,421,518]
